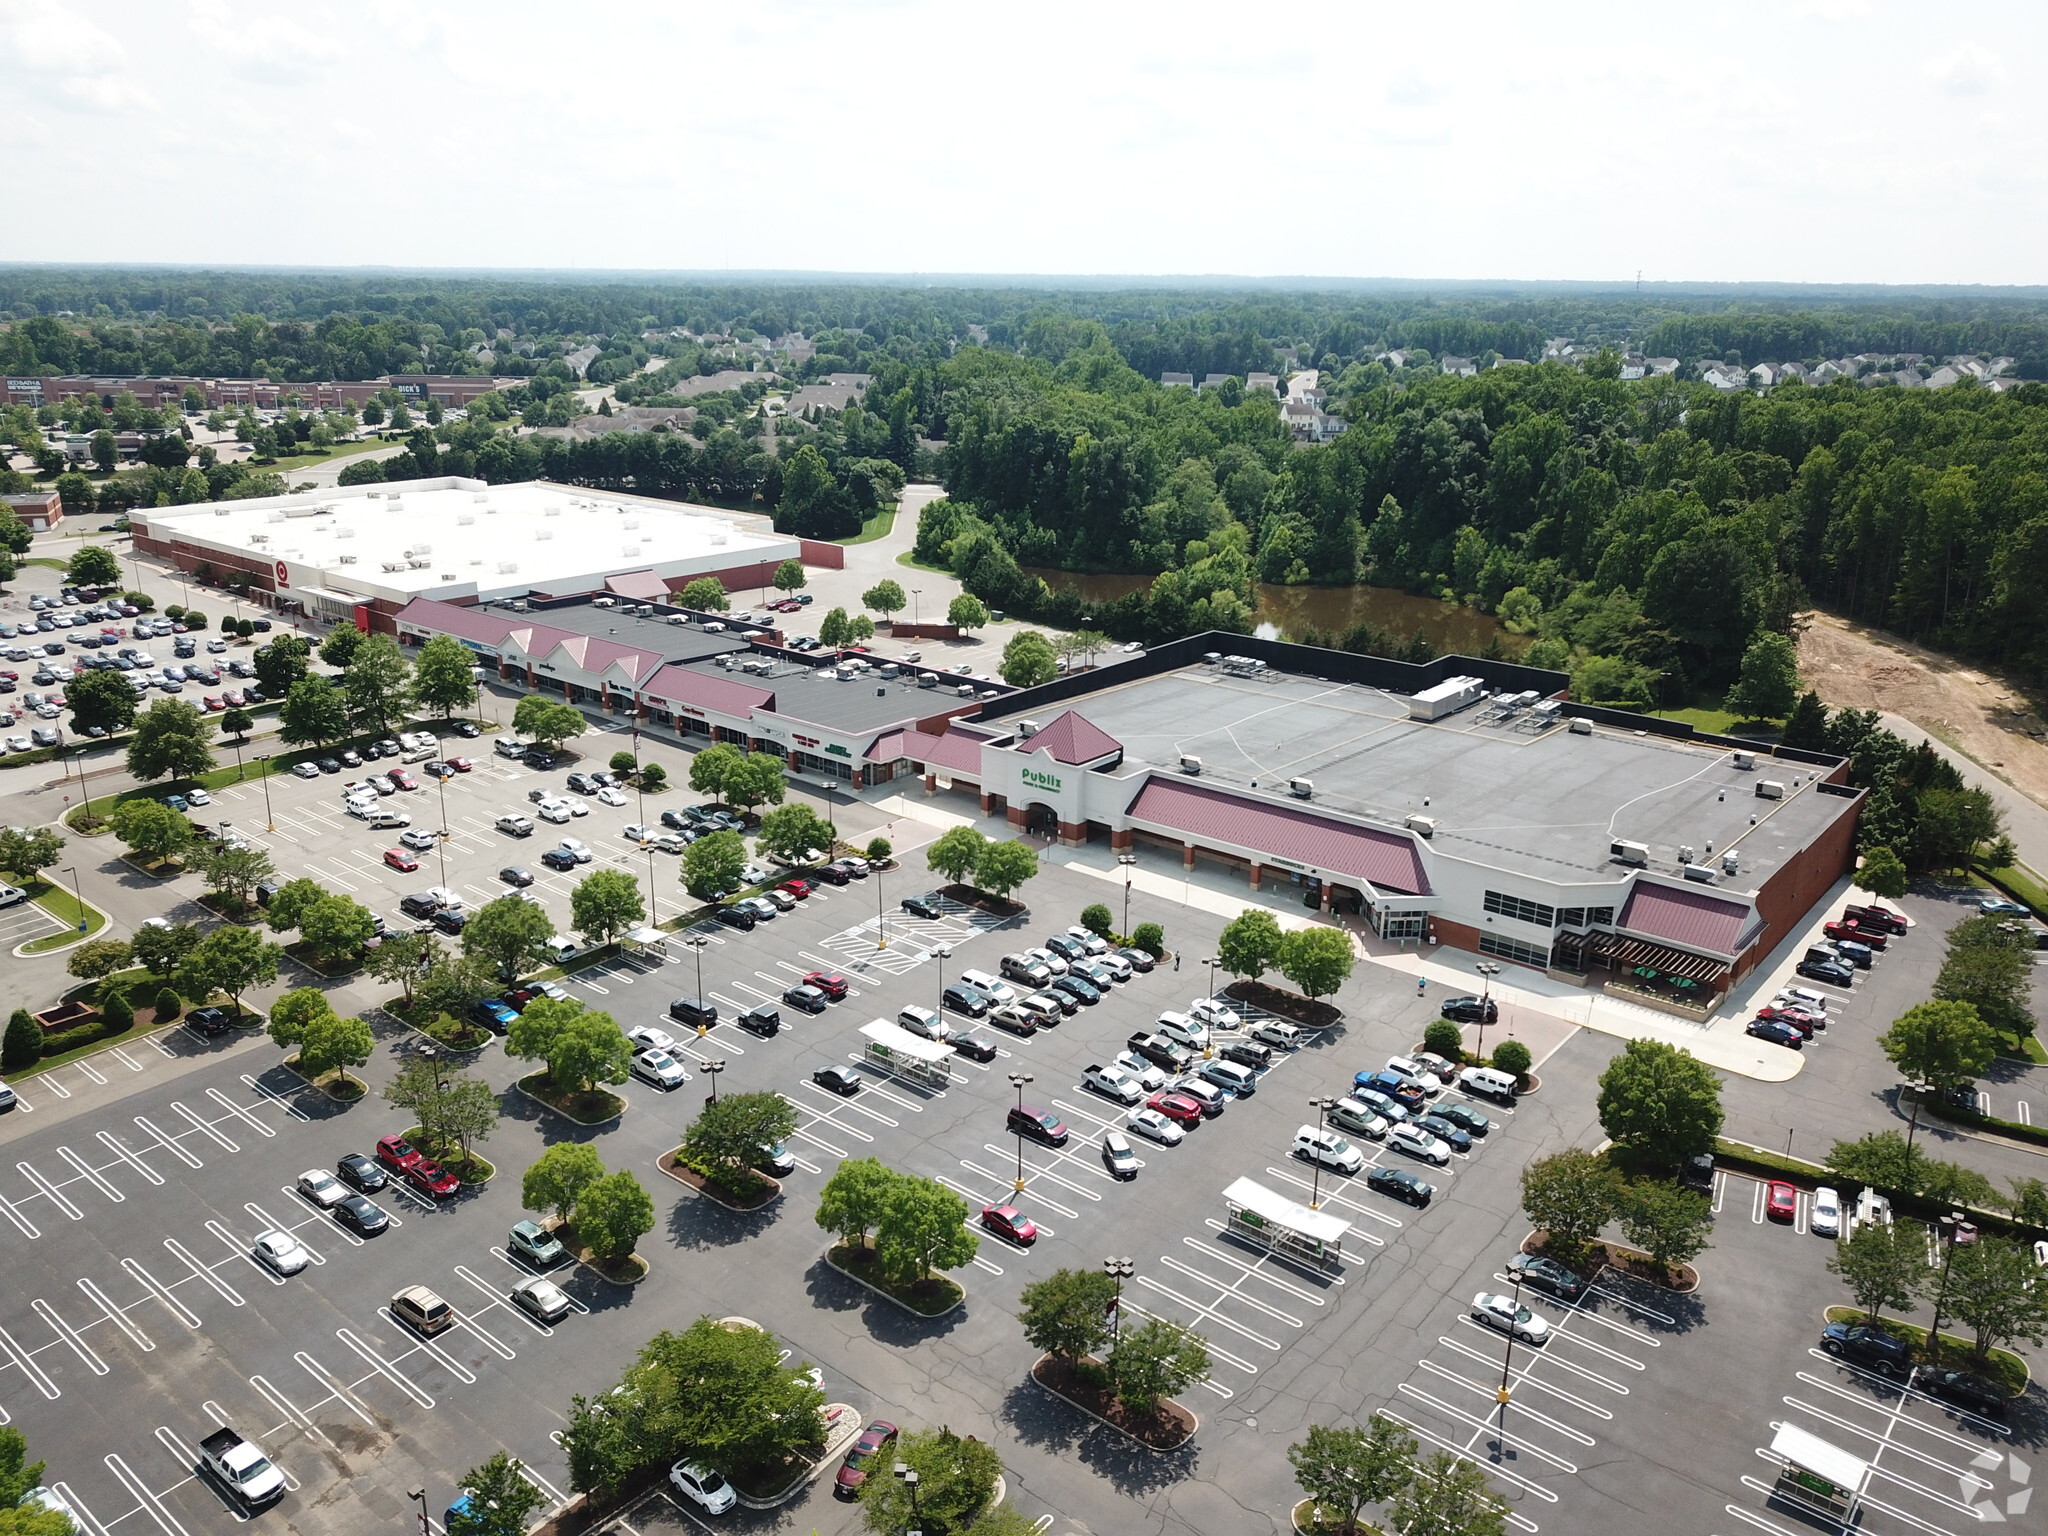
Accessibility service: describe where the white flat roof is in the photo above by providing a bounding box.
[138,477,794,606]
[1769,1424,1867,1492]
[1223,1176,1352,1244]
[857,1018,954,1064]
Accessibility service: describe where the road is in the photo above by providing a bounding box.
[1878,711,2048,881]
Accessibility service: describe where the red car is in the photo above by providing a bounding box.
[1146,1090,1205,1127]
[1756,1004,1822,1032]
[375,1134,422,1172]
[1765,1181,1798,1222]
[834,1420,899,1499]
[383,848,420,872]
[221,689,245,706]
[202,694,224,711]
[1824,920,1888,951]
[779,878,813,900]
[446,756,473,772]
[803,971,848,1001]
[405,1159,459,1198]
[387,770,418,791]
[981,1204,1038,1246]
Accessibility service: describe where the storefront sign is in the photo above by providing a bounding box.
[1020,766,1063,793]
[827,743,850,758]
[274,559,290,589]
[793,734,819,748]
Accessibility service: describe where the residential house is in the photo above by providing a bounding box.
[1697,362,1747,392]
[1160,372,1194,388]
[1200,373,1233,391]
[1439,355,1477,377]
[1310,411,1348,442]
[785,373,871,416]
[1924,366,1965,390]
[563,343,602,379]
[1285,370,1324,407]
[1618,356,1647,381]
[1811,359,1856,383]
[1542,337,1575,360]
[1645,357,1680,376]
[1244,372,1279,396]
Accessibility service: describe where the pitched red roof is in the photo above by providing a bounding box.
[1126,777,1429,896]
[605,569,671,601]
[1617,881,1752,956]
[394,597,535,649]
[551,633,664,683]
[870,726,986,775]
[1020,710,1122,766]
[639,663,774,719]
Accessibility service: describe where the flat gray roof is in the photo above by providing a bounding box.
[670,655,948,735]
[1061,667,1854,895]
[528,600,750,666]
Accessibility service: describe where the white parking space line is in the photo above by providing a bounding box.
[170,1101,238,1152]
[206,1219,286,1287]
[103,1451,193,1536]
[0,1188,39,1238]
[249,1372,335,1450]
[33,1298,109,1375]
[120,1259,201,1330]
[205,1087,274,1139]
[134,1117,204,1169]
[78,1277,155,1353]
[17,1161,85,1220]
[164,1238,246,1306]
[0,1324,62,1399]
[337,1327,436,1408]
[293,1351,376,1426]
[49,1483,110,1536]
[976,1143,1102,1203]
[245,1202,326,1265]
[399,1323,484,1383]
[97,1132,164,1186]
[960,1161,1077,1220]
[799,1082,898,1126]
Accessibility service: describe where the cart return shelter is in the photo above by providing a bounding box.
[129,477,822,635]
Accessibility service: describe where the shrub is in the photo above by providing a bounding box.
[3,1008,42,1071]
[1131,921,1165,958]
[1080,903,1114,938]
[1423,1019,1466,1061]
[1492,1039,1533,1080]
[866,836,893,864]
[42,1021,115,1054]
[99,989,135,1031]
[154,986,183,1021]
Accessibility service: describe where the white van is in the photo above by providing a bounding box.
[545,935,583,964]
[1459,1066,1519,1104]
[1776,986,1830,1015]
[493,737,529,759]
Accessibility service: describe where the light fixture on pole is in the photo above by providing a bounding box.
[1117,852,1138,938]
[408,1488,429,1536]
[1925,1209,1970,1360]
[932,941,952,1018]
[893,1461,923,1534]
[703,1059,726,1104]
[1103,1255,1135,1382]
[1491,1268,1525,1459]
[60,865,86,933]
[1306,1095,1337,1210]
[260,752,277,831]
[1009,1071,1034,1192]
[1474,961,1502,1059]
[1203,955,1220,1002]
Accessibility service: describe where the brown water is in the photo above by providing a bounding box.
[1020,567,1514,655]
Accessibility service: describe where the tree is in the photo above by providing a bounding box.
[2008,1176,2048,1229]
[1110,1316,1211,1414]
[278,676,349,749]
[219,707,254,742]
[341,634,413,735]
[1520,1149,1623,1267]
[1723,631,1801,721]
[1389,1450,1509,1536]
[631,1319,827,1491]
[1827,1220,1924,1326]
[1946,1238,2048,1361]
[1879,1000,2000,1144]
[1131,920,1165,957]
[720,751,785,814]
[0,1425,49,1509]
[927,825,987,885]
[132,919,200,978]
[265,985,335,1051]
[1595,1038,1723,1168]
[298,1011,374,1086]
[688,742,742,799]
[177,925,281,1017]
[512,999,631,1096]
[445,1452,545,1536]
[365,929,433,1006]
[814,1156,897,1249]
[682,1091,799,1197]
[412,634,479,719]
[1278,926,1356,1001]
[1289,1416,1418,1536]
[195,840,275,907]
[253,633,310,698]
[678,576,728,612]
[947,593,989,632]
[3,1010,42,1073]
[1491,1039,1533,1080]
[683,829,746,899]
[1826,1129,1926,1195]
[523,1142,606,1222]
[1218,908,1285,980]
[68,668,139,736]
[67,544,121,588]
[772,559,806,597]
[1618,1180,1714,1275]
[299,894,377,964]
[1017,1267,1118,1364]
[1856,846,1910,900]
[847,613,875,642]
[126,697,214,781]
[860,579,905,618]
[1782,690,1830,751]
[756,803,835,865]
[874,1172,978,1283]
[638,762,667,791]
[1000,629,1059,687]
[263,876,327,935]
[1933,916,2035,1037]
[817,606,853,648]
[463,895,556,979]
[575,1171,655,1261]
[512,695,586,751]
[1424,1019,1466,1061]
[1080,902,1114,938]
[66,937,133,989]
[974,839,1039,900]
[571,868,645,949]
[318,625,363,668]
[856,1428,1000,1536]
[109,798,193,863]
[866,836,893,864]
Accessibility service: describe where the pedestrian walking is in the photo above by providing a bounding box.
[1173,951,1180,972]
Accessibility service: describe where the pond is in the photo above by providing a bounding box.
[1019,567,1515,656]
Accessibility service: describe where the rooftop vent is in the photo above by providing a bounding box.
[249,533,269,544]
[1611,839,1649,866]
[1723,851,1740,875]
[337,554,357,565]
[1682,863,1717,884]
[1179,755,1203,775]
[1568,718,1593,735]
[1406,813,1436,837]
[496,562,519,574]
[439,572,456,581]
[1018,720,1040,737]
[1289,777,1314,799]
[1733,751,1757,770]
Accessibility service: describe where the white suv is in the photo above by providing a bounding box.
[1292,1125,1364,1173]
[1156,1011,1210,1052]
[959,968,1016,1006]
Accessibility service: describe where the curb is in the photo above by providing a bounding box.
[1025,1360,1198,1454]
[514,1074,624,1130]
[12,891,113,959]
[822,1248,965,1320]
[733,1405,865,1509]
[657,1153,782,1213]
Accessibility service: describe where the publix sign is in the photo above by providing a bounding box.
[1020,766,1063,793]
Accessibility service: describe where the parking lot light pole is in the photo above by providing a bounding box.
[932,942,953,1019]
[1925,1209,1969,1362]
[1474,961,1502,1060]
[1104,1255,1135,1382]
[703,1059,725,1105]
[1009,1071,1034,1192]
[875,860,886,950]
[408,1487,428,1536]
[60,865,86,932]
[682,934,708,1008]
[1203,955,1220,1002]
[893,1461,922,1534]
[1306,1095,1337,1210]
[1117,853,1138,939]
[260,752,276,831]
[1491,1269,1525,1459]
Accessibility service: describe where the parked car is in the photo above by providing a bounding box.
[980,1204,1038,1246]
[1918,1368,2008,1419]
[1810,1186,1842,1238]
[782,984,831,1015]
[338,1152,387,1192]
[1366,1165,1433,1206]
[834,1420,900,1499]
[1102,1131,1140,1180]
[814,1065,863,1096]
[1765,1180,1799,1222]
[1125,1106,1187,1145]
[942,982,990,1018]
[1389,1122,1451,1164]
[1471,1291,1550,1344]
[670,1462,737,1516]
[1747,1016,1806,1048]
[1819,1321,1910,1376]
[508,1219,567,1267]
[1505,1252,1586,1302]
[1144,1091,1204,1129]
[1440,994,1499,1023]
[1292,1125,1363,1173]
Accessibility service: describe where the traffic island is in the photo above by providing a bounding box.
[824,1240,964,1318]
[282,1056,367,1102]
[1820,1306,2029,1396]
[515,1071,625,1127]
[1291,1498,1388,1535]
[396,1125,494,1185]
[1028,1354,1197,1452]
[555,1220,648,1285]
[1518,1229,1700,1294]
[1224,979,1342,1030]
[658,1150,781,1211]
[731,1404,861,1508]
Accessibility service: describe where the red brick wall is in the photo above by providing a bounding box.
[798,539,846,570]
[888,622,962,641]
[1430,916,1485,957]
[1743,793,1862,977]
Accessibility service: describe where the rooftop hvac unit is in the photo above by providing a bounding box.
[456,515,474,525]
[1679,845,1695,865]
[621,545,640,557]
[1733,751,1756,770]
[337,554,357,565]
[335,526,354,538]
[1018,720,1040,737]
[1203,652,1222,665]
[1531,699,1562,718]
[535,530,553,541]
[1722,850,1740,875]
[265,511,284,523]
[439,573,456,581]
[1611,839,1649,866]
[1568,717,1593,735]
[1406,813,1437,837]
[709,534,727,546]
[472,492,488,502]
[1179,755,1203,775]
[496,562,518,574]
[979,689,999,700]
[1682,863,1717,884]
[381,561,408,572]
[544,506,560,517]
[621,519,639,530]
[1756,780,1785,800]
[407,558,431,569]
[1289,777,1314,799]
[249,533,269,544]
[215,508,231,516]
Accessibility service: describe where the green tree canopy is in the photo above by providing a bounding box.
[973,838,1039,900]
[947,593,989,631]
[683,829,747,899]
[688,741,742,799]
[341,634,413,735]
[278,676,349,749]
[523,1141,607,1222]
[927,825,988,885]
[1723,630,1801,721]
[412,634,480,718]
[681,1091,799,1197]
[570,868,645,949]
[756,802,835,865]
[0,826,65,884]
[772,559,806,594]
[856,1427,1000,1536]
[1945,1237,2048,1361]
[1389,1450,1508,1536]
[1000,628,1059,687]
[1289,1416,1417,1536]
[1618,1180,1714,1274]
[253,633,311,698]
[1218,907,1285,980]
[679,576,728,611]
[318,625,362,668]
[1017,1267,1119,1364]
[1277,925,1355,1001]
[445,1452,545,1536]
[719,752,786,813]
[132,919,201,977]
[177,924,281,1016]
[300,894,378,964]
[463,895,557,979]
[1856,845,1910,899]
[109,798,193,863]
[68,668,139,736]
[126,697,214,782]
[575,1170,655,1260]
[297,1011,374,1084]
[512,694,587,750]
[1520,1148,1623,1268]
[1594,1039,1723,1168]
[814,1157,898,1249]
[860,579,906,616]
[67,544,121,587]
[1827,1219,1924,1326]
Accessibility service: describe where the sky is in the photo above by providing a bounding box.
[2,0,2042,287]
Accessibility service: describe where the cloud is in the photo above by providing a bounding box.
[1927,42,2003,97]
[0,0,156,112]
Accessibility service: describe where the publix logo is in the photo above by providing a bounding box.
[1020,766,1063,793]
